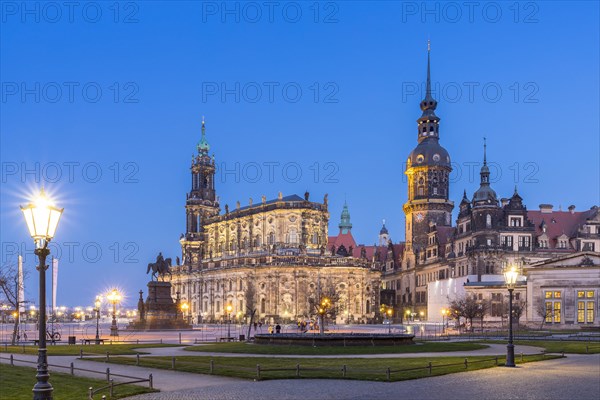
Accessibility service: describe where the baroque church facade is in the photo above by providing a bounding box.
[167,48,600,327]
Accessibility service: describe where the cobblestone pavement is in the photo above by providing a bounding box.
[127,354,600,400]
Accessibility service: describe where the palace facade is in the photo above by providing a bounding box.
[167,48,600,328]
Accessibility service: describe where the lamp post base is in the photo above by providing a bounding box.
[506,343,516,367]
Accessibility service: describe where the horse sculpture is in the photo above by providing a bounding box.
[147,254,172,281]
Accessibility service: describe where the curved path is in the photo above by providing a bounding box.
[136,343,545,358]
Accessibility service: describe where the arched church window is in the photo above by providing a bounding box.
[260,298,266,314]
[254,235,261,247]
[486,214,492,228]
[418,186,425,196]
[268,232,275,245]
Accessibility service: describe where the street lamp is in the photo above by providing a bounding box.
[94,296,102,345]
[503,260,520,367]
[20,188,63,400]
[317,297,330,334]
[441,309,447,334]
[107,289,122,337]
[225,304,233,340]
[181,302,190,324]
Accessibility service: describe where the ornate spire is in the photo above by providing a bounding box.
[425,39,432,101]
[339,201,352,234]
[420,40,437,113]
[417,40,439,142]
[197,116,210,154]
[480,137,490,184]
[483,137,487,165]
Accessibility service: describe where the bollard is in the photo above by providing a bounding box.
[160,338,163,344]
[106,367,110,382]
[342,364,346,378]
[136,353,140,366]
[80,349,84,359]
[495,357,498,366]
[256,364,261,380]
[209,359,214,374]
[386,367,391,381]
[10,354,13,366]
[149,373,153,389]
[106,351,109,362]
[22,344,25,353]
[172,357,176,370]
[88,387,93,400]
[70,362,74,375]
[296,363,300,377]
[109,379,114,397]
[464,358,468,369]
[561,351,564,358]
[179,332,182,344]
[428,362,432,375]
[520,352,524,362]
[586,344,589,353]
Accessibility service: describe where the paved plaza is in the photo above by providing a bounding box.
[126,354,600,400]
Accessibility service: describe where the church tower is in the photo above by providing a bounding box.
[403,43,454,265]
[180,118,220,268]
[338,201,352,234]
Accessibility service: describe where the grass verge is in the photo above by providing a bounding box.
[482,339,600,354]
[0,363,157,399]
[0,343,181,356]
[102,353,559,382]
[184,341,487,355]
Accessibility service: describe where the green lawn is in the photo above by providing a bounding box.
[0,343,181,356]
[102,353,559,382]
[0,363,157,399]
[184,341,487,355]
[483,339,600,354]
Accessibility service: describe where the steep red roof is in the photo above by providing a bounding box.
[327,231,357,254]
[527,208,597,248]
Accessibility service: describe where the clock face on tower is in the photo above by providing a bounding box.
[415,212,424,222]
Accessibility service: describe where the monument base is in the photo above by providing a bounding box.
[128,281,192,330]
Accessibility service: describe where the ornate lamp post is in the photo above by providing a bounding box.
[181,302,190,324]
[107,289,121,337]
[317,297,330,334]
[441,309,447,334]
[380,304,393,334]
[226,304,233,340]
[20,188,63,400]
[94,296,102,345]
[503,260,520,367]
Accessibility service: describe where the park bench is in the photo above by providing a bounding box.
[218,337,235,342]
[81,338,105,345]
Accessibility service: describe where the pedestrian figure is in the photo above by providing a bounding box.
[268,325,273,334]
[275,324,281,334]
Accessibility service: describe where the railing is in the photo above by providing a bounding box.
[175,254,370,270]
[0,354,153,399]
[139,354,556,382]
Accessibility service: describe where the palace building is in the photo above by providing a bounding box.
[167,47,599,328]
[167,121,382,324]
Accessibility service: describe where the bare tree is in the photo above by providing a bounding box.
[244,277,257,340]
[0,262,26,345]
[448,294,488,332]
[534,299,551,330]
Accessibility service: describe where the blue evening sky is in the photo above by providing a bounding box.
[1,1,598,307]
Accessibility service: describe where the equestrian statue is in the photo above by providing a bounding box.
[146,252,172,281]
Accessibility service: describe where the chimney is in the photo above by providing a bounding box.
[568,205,576,214]
[539,204,553,213]
[501,198,509,207]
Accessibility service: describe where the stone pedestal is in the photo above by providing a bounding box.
[129,281,191,330]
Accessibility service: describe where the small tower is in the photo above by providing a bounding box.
[379,219,389,246]
[339,201,352,234]
[403,41,454,262]
[181,117,220,268]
